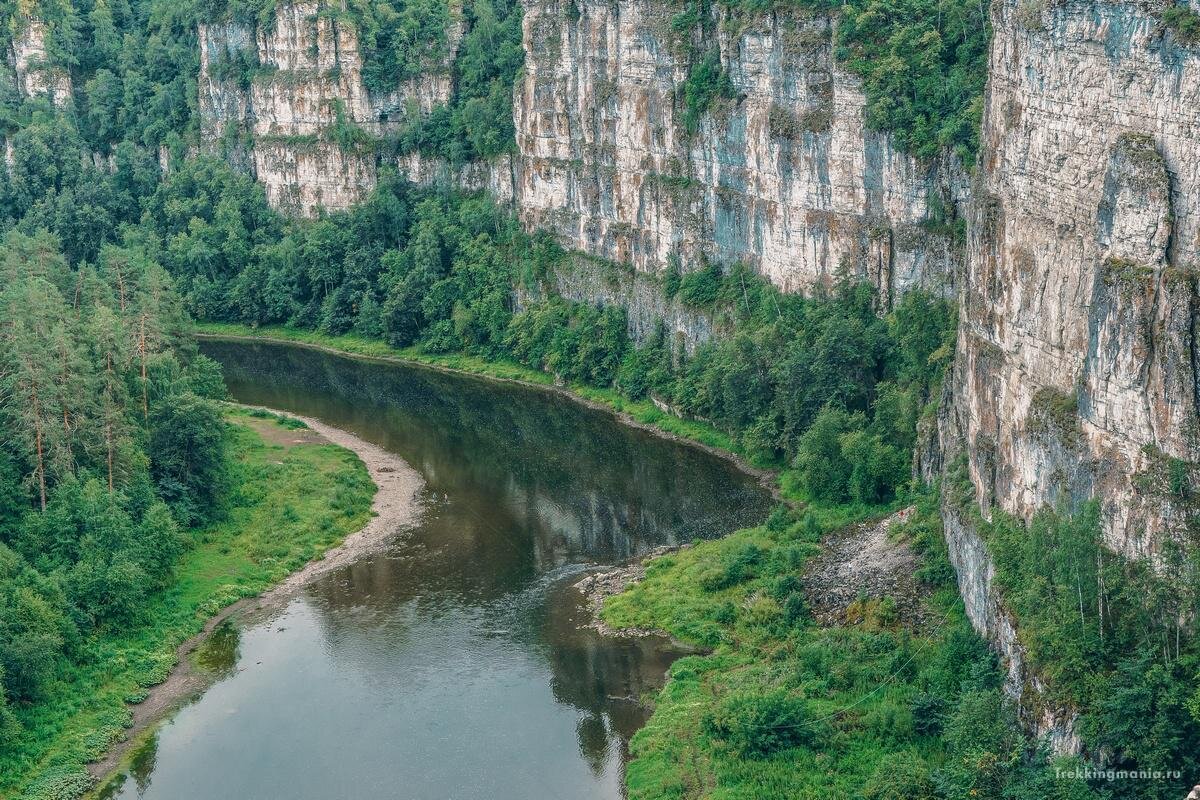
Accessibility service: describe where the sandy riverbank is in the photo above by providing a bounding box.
[87,408,425,786]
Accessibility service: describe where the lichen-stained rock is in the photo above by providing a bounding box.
[198,1,463,215]
[512,0,965,300]
[9,19,71,105]
[937,0,1200,749]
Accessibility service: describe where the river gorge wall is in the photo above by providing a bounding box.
[191,0,965,302]
[935,0,1200,750]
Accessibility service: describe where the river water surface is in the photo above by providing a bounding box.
[97,341,772,800]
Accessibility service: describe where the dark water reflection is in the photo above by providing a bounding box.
[98,341,771,800]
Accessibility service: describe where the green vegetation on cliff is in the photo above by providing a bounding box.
[670,0,989,160]
[944,463,1200,799]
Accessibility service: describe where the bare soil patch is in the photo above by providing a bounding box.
[237,415,327,448]
[802,507,935,630]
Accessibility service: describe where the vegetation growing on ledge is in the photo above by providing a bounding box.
[1160,2,1200,46]
[667,0,989,161]
[835,0,989,162]
[387,0,525,162]
[330,0,452,90]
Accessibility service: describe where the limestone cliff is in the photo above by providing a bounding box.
[936,0,1200,750]
[199,1,464,214]
[513,0,965,301]
[7,18,71,105]
[200,0,962,300]
[941,0,1200,556]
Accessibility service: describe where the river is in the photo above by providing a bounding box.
[96,340,773,800]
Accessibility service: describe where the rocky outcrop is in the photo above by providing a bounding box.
[513,0,965,300]
[549,255,716,350]
[8,19,71,104]
[942,0,1200,558]
[199,2,464,214]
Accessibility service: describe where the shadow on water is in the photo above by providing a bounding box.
[98,341,771,800]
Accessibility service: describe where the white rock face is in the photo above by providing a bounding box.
[199,2,462,214]
[512,0,965,298]
[942,0,1200,556]
[9,19,71,105]
[936,0,1200,753]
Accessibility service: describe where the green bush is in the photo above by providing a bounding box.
[698,541,765,591]
[676,263,723,307]
[702,688,816,758]
[1162,3,1200,45]
[680,50,736,134]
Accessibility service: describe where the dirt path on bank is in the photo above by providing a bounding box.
[87,408,425,786]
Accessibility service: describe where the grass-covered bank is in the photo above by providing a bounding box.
[189,326,1088,798]
[4,408,374,800]
[602,494,1096,800]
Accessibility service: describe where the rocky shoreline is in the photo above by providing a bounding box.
[573,544,690,638]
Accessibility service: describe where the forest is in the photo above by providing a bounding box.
[0,230,227,779]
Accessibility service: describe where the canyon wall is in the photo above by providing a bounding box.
[514,0,965,300]
[935,0,1200,750]
[940,0,1200,555]
[198,1,473,214]
[198,0,964,300]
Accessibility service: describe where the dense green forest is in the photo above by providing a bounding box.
[0,231,228,784]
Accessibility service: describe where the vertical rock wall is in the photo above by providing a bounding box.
[936,0,1200,753]
[942,0,1200,556]
[8,19,71,105]
[198,2,463,214]
[512,0,965,299]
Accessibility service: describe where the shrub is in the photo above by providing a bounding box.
[702,688,816,758]
[698,541,765,591]
[681,50,736,134]
[1162,3,1200,45]
[677,263,723,307]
